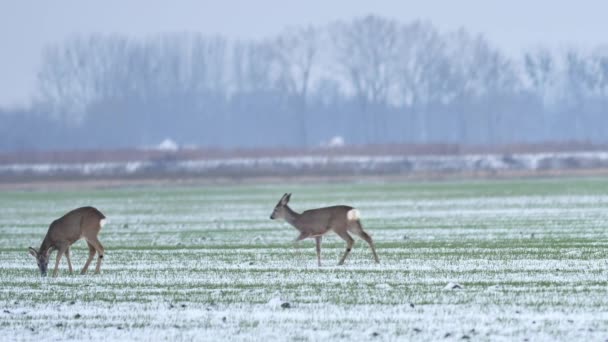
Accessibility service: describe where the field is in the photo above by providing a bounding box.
[2,178,608,341]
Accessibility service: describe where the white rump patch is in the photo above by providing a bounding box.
[347,209,360,221]
[99,218,106,227]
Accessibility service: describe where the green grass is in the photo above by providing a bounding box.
[1,177,608,340]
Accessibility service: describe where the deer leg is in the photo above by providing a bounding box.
[289,233,308,263]
[315,236,322,267]
[52,245,68,277]
[85,237,105,274]
[65,246,74,273]
[294,232,310,241]
[350,221,379,263]
[81,242,96,274]
[336,231,354,265]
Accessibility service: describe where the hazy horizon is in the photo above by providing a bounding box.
[1,0,608,108]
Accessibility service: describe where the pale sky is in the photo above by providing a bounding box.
[1,0,607,108]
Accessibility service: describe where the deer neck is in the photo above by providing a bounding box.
[39,235,53,255]
[283,205,302,228]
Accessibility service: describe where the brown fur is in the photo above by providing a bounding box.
[270,193,379,266]
[28,206,106,277]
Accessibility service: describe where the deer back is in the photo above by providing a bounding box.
[45,206,105,246]
[295,205,354,234]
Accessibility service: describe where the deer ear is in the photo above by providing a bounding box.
[28,247,38,258]
[285,193,292,203]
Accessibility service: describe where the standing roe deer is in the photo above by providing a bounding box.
[28,206,106,277]
[269,193,379,266]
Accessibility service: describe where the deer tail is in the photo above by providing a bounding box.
[347,209,360,221]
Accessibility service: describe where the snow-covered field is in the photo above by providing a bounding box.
[2,179,608,341]
[3,151,608,179]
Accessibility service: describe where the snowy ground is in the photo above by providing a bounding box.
[1,179,608,341]
[2,151,608,179]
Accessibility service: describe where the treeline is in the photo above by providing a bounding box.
[1,15,608,151]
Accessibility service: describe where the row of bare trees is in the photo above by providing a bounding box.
[2,15,608,151]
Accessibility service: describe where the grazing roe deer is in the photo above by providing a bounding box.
[270,193,379,266]
[28,206,106,277]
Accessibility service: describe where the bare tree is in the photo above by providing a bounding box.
[524,48,555,92]
[331,15,401,143]
[395,21,451,141]
[441,30,517,143]
[231,39,279,95]
[19,15,608,151]
[36,35,118,123]
[273,26,320,145]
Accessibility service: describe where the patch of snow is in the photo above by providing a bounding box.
[3,151,608,178]
[156,138,179,151]
[267,292,290,309]
[324,136,345,148]
[375,283,392,290]
[486,285,503,292]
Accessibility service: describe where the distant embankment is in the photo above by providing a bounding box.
[2,152,608,182]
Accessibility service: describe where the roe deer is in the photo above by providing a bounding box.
[28,206,106,277]
[269,193,379,266]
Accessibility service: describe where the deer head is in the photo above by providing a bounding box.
[28,247,50,276]
[270,193,291,220]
